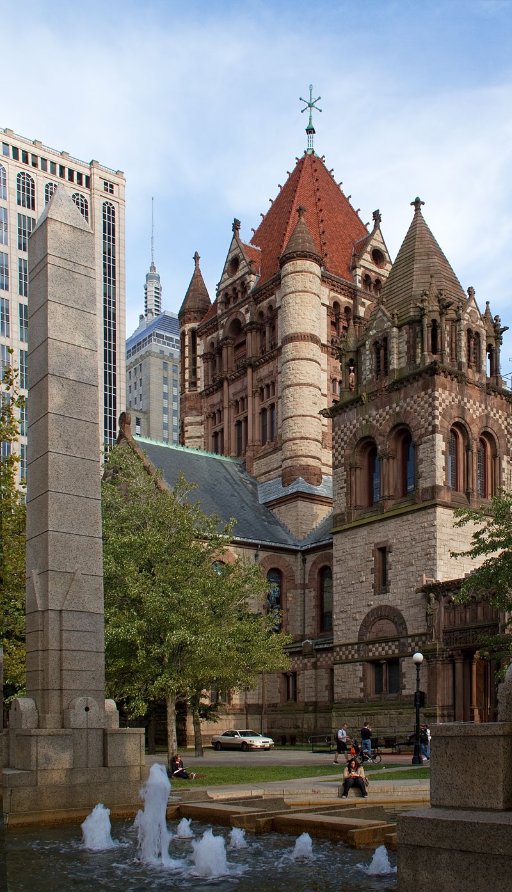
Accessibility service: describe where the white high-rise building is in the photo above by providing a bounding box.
[126,255,180,444]
[0,127,126,470]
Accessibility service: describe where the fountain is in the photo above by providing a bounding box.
[291,831,313,860]
[191,828,231,877]
[363,844,397,877]
[81,803,118,850]
[176,817,194,838]
[229,827,248,849]
[133,763,174,865]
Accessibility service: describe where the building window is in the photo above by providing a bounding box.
[374,659,400,695]
[395,429,415,497]
[447,424,467,492]
[103,181,114,194]
[260,407,268,444]
[0,164,6,200]
[369,446,381,506]
[0,207,7,245]
[72,192,89,222]
[18,303,28,342]
[16,172,35,210]
[135,416,141,435]
[374,545,389,595]
[18,258,28,297]
[45,182,58,205]
[0,297,9,337]
[267,568,282,631]
[374,337,388,379]
[476,434,497,499]
[189,329,198,388]
[19,443,27,483]
[19,349,27,389]
[102,202,117,444]
[19,402,27,437]
[0,251,8,290]
[17,214,35,252]
[319,566,333,633]
[285,672,297,702]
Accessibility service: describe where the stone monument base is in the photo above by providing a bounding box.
[397,806,512,892]
[2,726,146,826]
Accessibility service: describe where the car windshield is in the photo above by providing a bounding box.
[238,731,260,737]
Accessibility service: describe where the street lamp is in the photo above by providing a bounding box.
[411,651,424,765]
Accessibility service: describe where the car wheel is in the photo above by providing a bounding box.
[241,742,249,752]
[214,742,222,751]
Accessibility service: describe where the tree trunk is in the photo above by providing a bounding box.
[166,693,178,762]
[192,704,204,757]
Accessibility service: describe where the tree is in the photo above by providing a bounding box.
[0,360,26,707]
[102,442,290,759]
[452,491,512,668]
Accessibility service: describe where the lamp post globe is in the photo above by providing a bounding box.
[412,652,424,765]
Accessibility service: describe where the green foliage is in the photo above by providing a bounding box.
[452,492,512,609]
[102,444,291,738]
[0,359,26,703]
[452,491,512,666]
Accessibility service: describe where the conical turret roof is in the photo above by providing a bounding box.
[179,251,211,319]
[280,206,322,265]
[250,152,367,284]
[382,198,466,319]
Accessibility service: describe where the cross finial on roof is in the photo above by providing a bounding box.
[372,209,382,226]
[300,84,322,154]
[411,197,425,213]
[232,218,241,234]
[193,251,200,269]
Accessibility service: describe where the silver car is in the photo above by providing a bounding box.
[211,729,275,751]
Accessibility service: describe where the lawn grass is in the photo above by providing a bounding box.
[170,763,345,787]
[370,767,430,781]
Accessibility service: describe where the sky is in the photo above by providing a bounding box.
[3,0,512,373]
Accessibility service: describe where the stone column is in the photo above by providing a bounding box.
[25,188,106,731]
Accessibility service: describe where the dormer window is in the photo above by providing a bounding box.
[371,248,385,268]
[374,337,388,379]
[228,256,239,276]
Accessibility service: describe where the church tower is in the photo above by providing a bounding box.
[327,197,511,725]
[179,107,392,537]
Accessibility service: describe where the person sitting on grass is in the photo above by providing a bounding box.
[341,758,368,799]
[169,754,196,780]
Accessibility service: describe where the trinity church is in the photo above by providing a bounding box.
[120,110,510,744]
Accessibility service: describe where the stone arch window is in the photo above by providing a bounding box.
[374,337,388,379]
[44,182,58,205]
[72,191,89,222]
[447,423,468,492]
[266,568,283,631]
[331,301,341,338]
[17,172,35,210]
[487,342,496,377]
[227,317,246,369]
[476,433,497,499]
[359,606,407,699]
[188,328,198,388]
[258,310,266,354]
[467,329,474,368]
[318,566,333,633]
[355,438,381,507]
[268,306,276,348]
[374,279,382,298]
[394,428,416,497]
[363,273,372,293]
[431,318,439,355]
[474,332,482,372]
[0,164,6,201]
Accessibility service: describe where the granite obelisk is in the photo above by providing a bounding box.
[2,188,144,825]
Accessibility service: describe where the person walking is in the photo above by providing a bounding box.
[341,758,368,798]
[360,722,372,755]
[333,723,350,764]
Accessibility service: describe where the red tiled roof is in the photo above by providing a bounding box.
[240,241,261,275]
[250,153,367,284]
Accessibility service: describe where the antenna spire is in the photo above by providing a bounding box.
[300,84,322,154]
[151,196,154,264]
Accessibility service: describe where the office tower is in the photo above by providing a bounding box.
[0,127,126,464]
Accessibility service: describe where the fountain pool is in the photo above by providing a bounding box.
[3,818,397,891]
